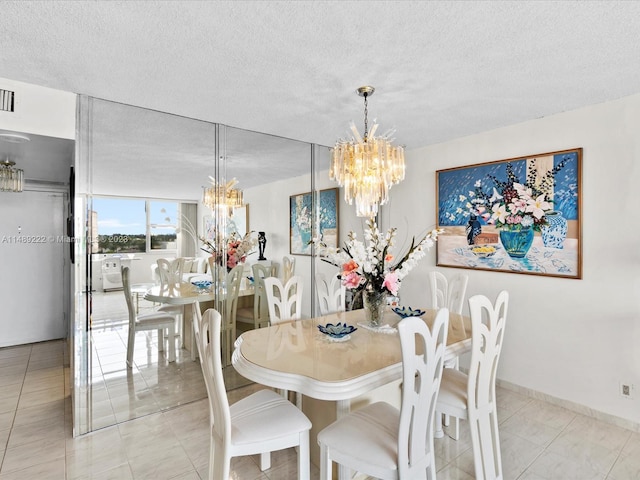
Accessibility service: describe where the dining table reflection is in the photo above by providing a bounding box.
[145,281,253,361]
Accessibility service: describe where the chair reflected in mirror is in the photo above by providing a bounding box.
[282,255,296,283]
[315,273,346,316]
[122,266,176,367]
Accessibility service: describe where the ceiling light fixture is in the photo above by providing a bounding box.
[0,157,24,192]
[202,177,244,216]
[0,132,31,144]
[330,86,405,218]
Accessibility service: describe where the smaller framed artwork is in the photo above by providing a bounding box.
[203,215,215,242]
[290,188,339,255]
[436,148,582,279]
[227,204,249,237]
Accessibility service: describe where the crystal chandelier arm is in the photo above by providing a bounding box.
[368,122,379,139]
[349,121,363,144]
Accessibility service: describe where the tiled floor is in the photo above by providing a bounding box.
[1,339,640,479]
[88,290,251,430]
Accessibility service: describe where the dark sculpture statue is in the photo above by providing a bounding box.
[258,231,267,260]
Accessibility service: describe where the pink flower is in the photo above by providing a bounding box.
[343,272,363,289]
[382,272,399,296]
[385,253,394,262]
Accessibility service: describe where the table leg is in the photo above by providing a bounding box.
[434,411,444,438]
[190,301,202,361]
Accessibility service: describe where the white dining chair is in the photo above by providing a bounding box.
[318,308,450,480]
[156,257,184,289]
[429,271,469,315]
[194,308,311,480]
[122,266,176,367]
[264,275,303,325]
[156,258,186,344]
[435,290,509,480]
[429,270,469,430]
[282,255,296,283]
[264,274,304,407]
[236,263,271,330]
[315,273,346,316]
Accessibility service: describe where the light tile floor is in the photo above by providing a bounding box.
[88,290,251,430]
[1,339,640,479]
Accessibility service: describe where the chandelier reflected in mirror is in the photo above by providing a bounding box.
[0,157,24,192]
[202,177,244,216]
[330,86,405,218]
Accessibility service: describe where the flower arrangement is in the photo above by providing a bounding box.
[470,159,568,232]
[200,231,257,270]
[317,219,441,297]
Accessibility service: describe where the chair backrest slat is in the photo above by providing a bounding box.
[264,275,303,325]
[429,271,469,315]
[195,309,232,439]
[157,258,184,290]
[397,308,449,478]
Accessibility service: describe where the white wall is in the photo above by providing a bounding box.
[215,93,640,427]
[0,77,76,138]
[390,93,640,426]
[0,78,76,347]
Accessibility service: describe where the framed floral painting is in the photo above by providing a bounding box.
[290,188,339,255]
[436,148,582,278]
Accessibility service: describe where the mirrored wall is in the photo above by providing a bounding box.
[72,97,366,435]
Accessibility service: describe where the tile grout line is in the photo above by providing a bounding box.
[0,345,32,475]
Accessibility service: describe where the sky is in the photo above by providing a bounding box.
[93,198,178,235]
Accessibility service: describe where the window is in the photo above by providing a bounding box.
[92,197,181,253]
[148,201,178,250]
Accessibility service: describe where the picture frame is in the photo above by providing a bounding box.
[203,215,215,243]
[290,188,339,255]
[436,148,582,278]
[227,204,249,237]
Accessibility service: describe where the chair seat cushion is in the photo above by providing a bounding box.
[438,368,469,413]
[158,305,183,315]
[230,389,311,446]
[317,402,400,473]
[136,311,175,326]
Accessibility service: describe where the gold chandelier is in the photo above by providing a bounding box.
[330,86,405,218]
[202,177,244,216]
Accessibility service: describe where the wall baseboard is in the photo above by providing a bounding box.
[497,378,640,434]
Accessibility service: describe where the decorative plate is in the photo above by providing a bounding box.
[469,245,498,258]
[392,306,426,318]
[318,322,357,339]
[192,280,212,290]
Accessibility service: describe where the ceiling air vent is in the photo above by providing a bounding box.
[1,89,15,112]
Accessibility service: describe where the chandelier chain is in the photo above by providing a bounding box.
[363,93,369,141]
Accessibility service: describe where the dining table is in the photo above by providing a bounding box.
[232,307,472,479]
[145,280,253,361]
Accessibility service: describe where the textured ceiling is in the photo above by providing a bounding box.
[2,1,640,192]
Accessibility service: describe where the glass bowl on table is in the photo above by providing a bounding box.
[392,306,426,318]
[317,322,357,342]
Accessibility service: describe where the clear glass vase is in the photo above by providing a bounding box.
[363,289,386,327]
